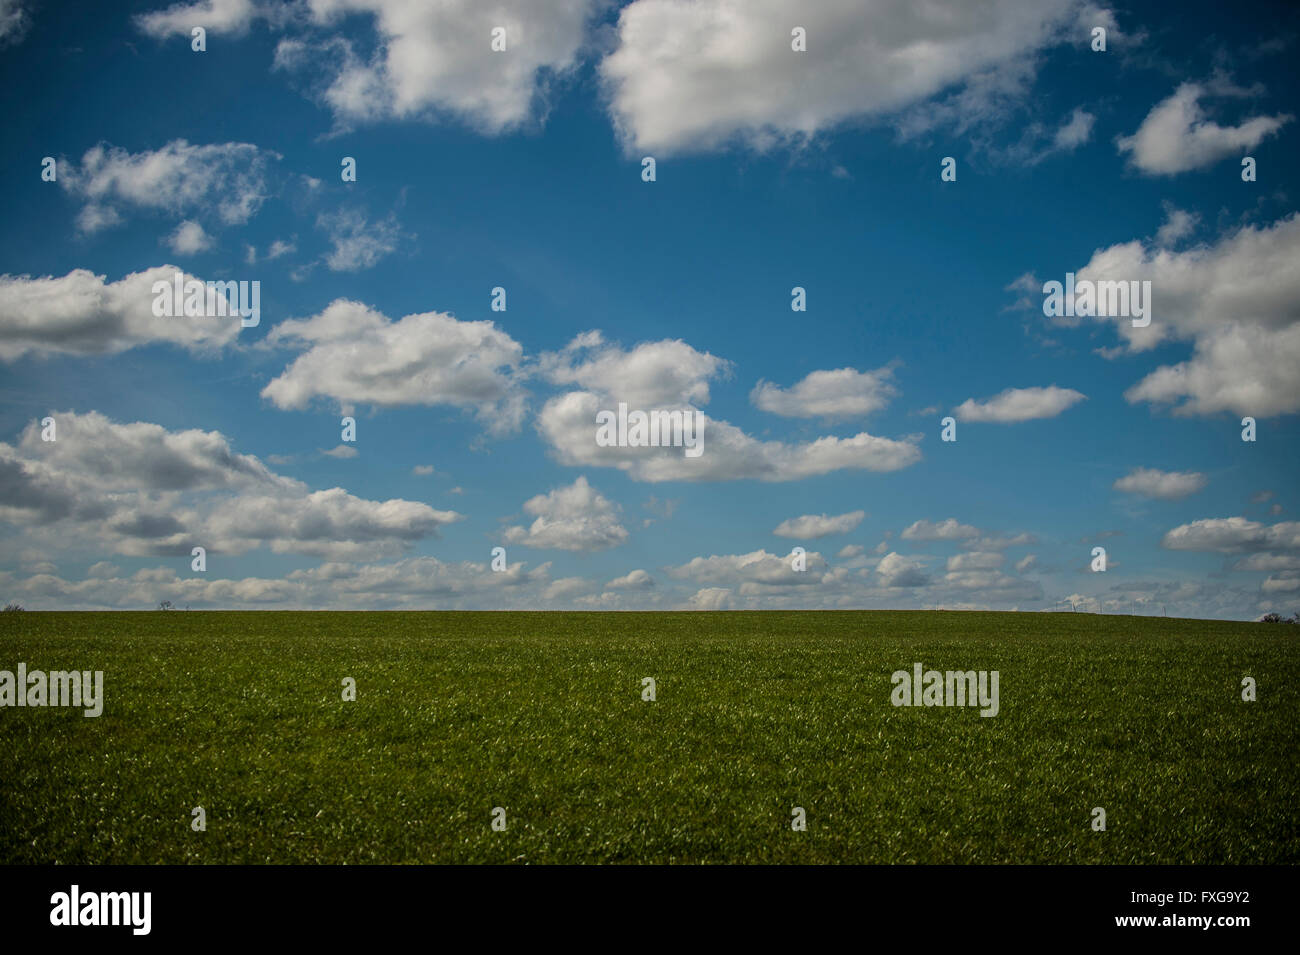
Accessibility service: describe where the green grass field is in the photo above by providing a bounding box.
[1,610,1296,864]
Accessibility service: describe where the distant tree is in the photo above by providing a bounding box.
[2,602,24,612]
[1257,612,1297,624]
[158,600,174,611]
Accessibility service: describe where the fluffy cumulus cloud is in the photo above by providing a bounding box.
[264,0,600,131]
[1117,81,1291,175]
[536,333,921,482]
[954,385,1086,422]
[60,140,278,235]
[262,298,527,433]
[0,266,245,360]
[666,548,830,594]
[901,519,981,542]
[876,551,930,588]
[773,510,865,539]
[947,552,1004,571]
[606,568,654,589]
[600,0,1086,155]
[1113,467,1207,500]
[1162,517,1300,554]
[539,390,922,482]
[166,220,214,255]
[503,476,628,552]
[684,586,733,611]
[1072,213,1300,417]
[750,367,897,420]
[540,330,730,408]
[0,411,462,560]
[1123,516,1300,613]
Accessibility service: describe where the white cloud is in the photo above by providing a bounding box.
[1113,467,1207,500]
[1154,204,1200,248]
[270,0,600,132]
[836,544,864,559]
[1053,106,1095,150]
[684,587,733,610]
[1074,213,1300,416]
[543,576,594,601]
[540,331,730,408]
[536,333,918,483]
[966,532,1037,551]
[946,552,1004,571]
[205,487,461,558]
[751,366,897,420]
[666,548,829,592]
[940,568,1038,600]
[60,140,277,234]
[0,410,462,560]
[86,561,120,579]
[773,510,865,539]
[954,385,1086,422]
[262,298,527,434]
[267,238,297,260]
[901,518,980,542]
[7,552,556,610]
[876,552,930,588]
[1261,574,1300,593]
[600,0,1082,155]
[1004,271,1040,310]
[166,220,214,255]
[1117,82,1291,175]
[503,476,628,552]
[0,265,244,360]
[316,209,407,272]
[321,444,358,459]
[1162,517,1300,554]
[606,568,654,590]
[993,106,1096,166]
[537,389,921,483]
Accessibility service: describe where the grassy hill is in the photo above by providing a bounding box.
[1,610,1295,864]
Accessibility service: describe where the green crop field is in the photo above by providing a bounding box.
[1,610,1296,864]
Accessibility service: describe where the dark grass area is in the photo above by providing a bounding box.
[1,610,1295,864]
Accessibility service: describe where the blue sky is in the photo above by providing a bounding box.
[1,0,1297,617]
